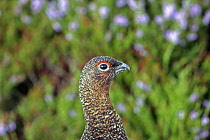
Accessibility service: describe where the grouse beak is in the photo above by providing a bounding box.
[115,61,130,73]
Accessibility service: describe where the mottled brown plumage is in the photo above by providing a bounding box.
[79,56,130,140]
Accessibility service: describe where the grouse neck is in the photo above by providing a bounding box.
[79,82,117,117]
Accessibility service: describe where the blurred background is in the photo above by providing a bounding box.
[0,0,210,140]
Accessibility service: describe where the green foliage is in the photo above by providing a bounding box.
[0,0,210,140]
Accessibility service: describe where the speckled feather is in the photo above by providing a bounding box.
[79,56,129,140]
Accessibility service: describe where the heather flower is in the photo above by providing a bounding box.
[136,80,151,92]
[6,121,16,132]
[198,130,209,139]
[202,100,209,107]
[0,120,16,136]
[44,94,53,102]
[162,3,176,19]
[189,4,202,17]
[135,13,150,24]
[133,43,148,56]
[68,109,76,117]
[52,22,62,32]
[114,14,129,26]
[116,0,127,7]
[201,116,209,126]
[194,135,200,140]
[135,97,144,106]
[127,0,138,11]
[58,0,69,15]
[135,29,144,38]
[46,1,61,20]
[65,33,73,41]
[133,43,143,52]
[68,21,79,30]
[174,11,186,21]
[187,33,198,41]
[98,6,109,19]
[31,0,44,14]
[117,103,126,113]
[180,20,187,29]
[155,15,164,25]
[203,10,210,25]
[174,11,188,30]
[190,25,199,32]
[189,92,199,102]
[0,122,6,136]
[190,111,199,120]
[164,30,180,44]
[46,0,69,20]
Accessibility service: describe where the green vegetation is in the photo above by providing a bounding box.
[0,0,210,139]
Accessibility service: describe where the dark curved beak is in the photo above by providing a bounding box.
[115,61,130,73]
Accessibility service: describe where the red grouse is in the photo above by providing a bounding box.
[79,56,130,140]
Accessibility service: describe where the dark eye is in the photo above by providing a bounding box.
[99,63,109,71]
[100,64,108,69]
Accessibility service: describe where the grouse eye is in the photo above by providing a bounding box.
[99,63,109,71]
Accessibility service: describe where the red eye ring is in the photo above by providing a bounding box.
[96,62,111,66]
[97,62,110,71]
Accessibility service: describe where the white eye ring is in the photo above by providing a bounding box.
[98,63,110,71]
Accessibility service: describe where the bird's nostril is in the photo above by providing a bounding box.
[114,61,122,67]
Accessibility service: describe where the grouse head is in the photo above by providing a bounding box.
[79,56,130,89]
